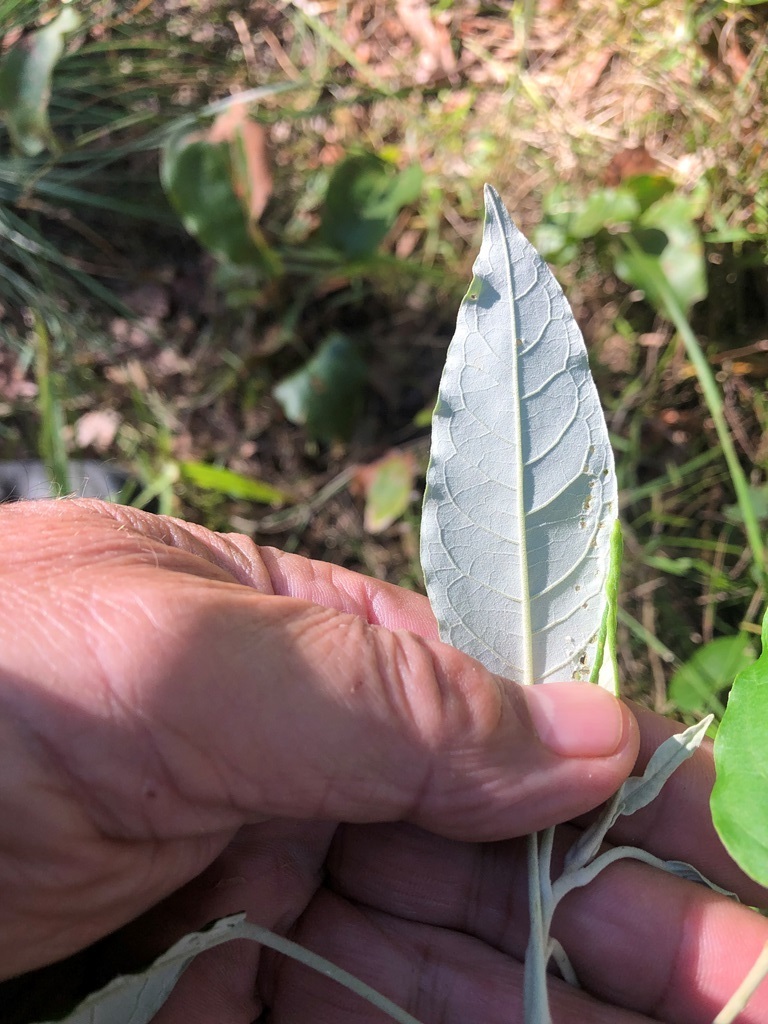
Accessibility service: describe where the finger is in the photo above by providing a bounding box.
[264,889,654,1023]
[56,499,441,637]
[19,582,637,840]
[327,822,768,1023]
[1,499,638,845]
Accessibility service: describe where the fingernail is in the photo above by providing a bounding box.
[523,682,628,757]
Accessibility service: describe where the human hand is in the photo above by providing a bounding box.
[0,500,764,1023]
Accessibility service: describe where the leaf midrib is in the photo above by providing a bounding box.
[491,188,534,686]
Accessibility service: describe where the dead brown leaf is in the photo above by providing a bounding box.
[395,0,457,81]
[209,102,273,221]
[74,409,121,451]
[722,23,750,84]
[564,47,614,100]
[604,145,660,186]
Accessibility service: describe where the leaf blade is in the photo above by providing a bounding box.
[420,185,617,684]
[712,610,768,887]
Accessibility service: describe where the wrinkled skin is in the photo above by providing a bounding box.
[0,500,766,1023]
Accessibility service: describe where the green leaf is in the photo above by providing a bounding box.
[712,609,768,887]
[531,221,578,265]
[669,634,755,715]
[614,193,707,313]
[178,461,290,505]
[567,187,641,239]
[319,153,422,259]
[0,6,81,156]
[725,483,768,525]
[621,174,675,213]
[273,333,366,443]
[358,450,415,533]
[160,130,280,271]
[420,185,618,685]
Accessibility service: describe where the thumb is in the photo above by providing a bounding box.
[54,578,638,843]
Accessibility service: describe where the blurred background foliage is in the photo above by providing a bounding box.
[1,0,768,717]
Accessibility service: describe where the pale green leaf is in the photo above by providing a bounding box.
[178,461,289,505]
[273,333,366,443]
[565,716,713,872]
[30,915,424,1024]
[556,845,736,903]
[358,450,416,533]
[0,7,81,156]
[33,915,250,1024]
[669,634,755,715]
[420,185,618,685]
[615,715,713,817]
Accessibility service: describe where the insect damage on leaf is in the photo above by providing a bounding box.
[421,185,618,686]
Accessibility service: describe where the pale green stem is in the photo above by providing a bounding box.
[523,831,554,1024]
[239,922,425,1024]
[713,940,768,1024]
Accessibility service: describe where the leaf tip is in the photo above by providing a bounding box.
[483,182,503,215]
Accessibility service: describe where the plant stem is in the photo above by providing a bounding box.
[523,831,553,1024]
[622,238,766,585]
[665,295,765,579]
[33,314,70,495]
[713,940,768,1024]
[240,922,425,1024]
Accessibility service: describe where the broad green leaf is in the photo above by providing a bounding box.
[319,153,422,259]
[712,609,768,887]
[531,221,578,266]
[178,461,289,505]
[160,128,280,272]
[669,634,755,715]
[725,483,768,525]
[622,173,675,214]
[567,187,640,239]
[273,333,366,443]
[0,6,81,156]
[421,185,618,685]
[614,194,707,313]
